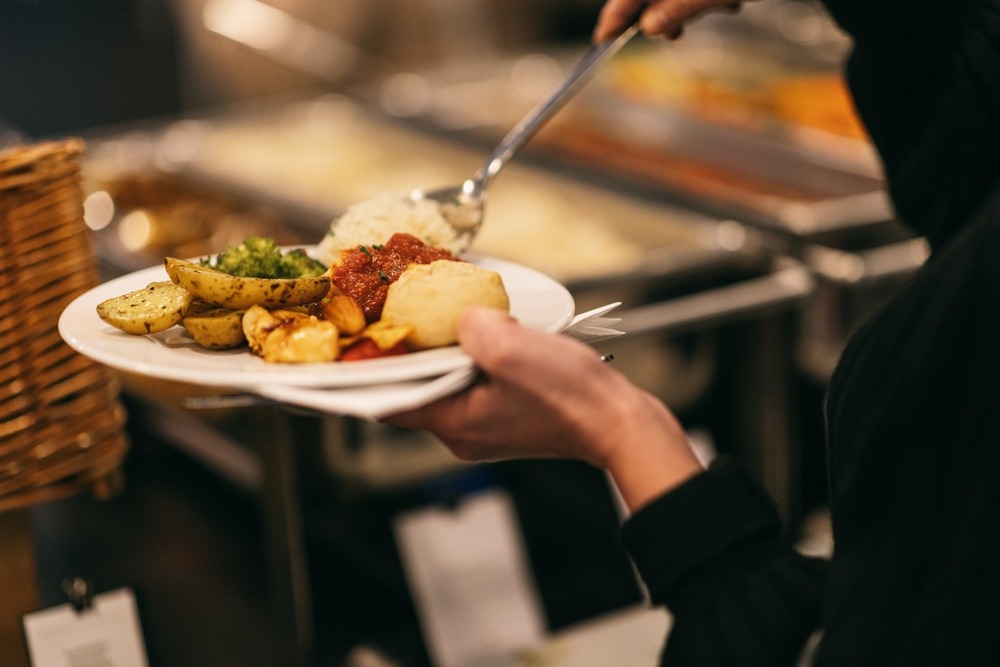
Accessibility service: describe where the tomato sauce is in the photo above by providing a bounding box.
[340,338,410,362]
[331,233,458,321]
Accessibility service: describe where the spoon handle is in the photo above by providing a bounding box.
[473,23,642,192]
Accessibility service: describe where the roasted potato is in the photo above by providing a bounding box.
[165,257,331,310]
[181,308,247,350]
[359,319,415,351]
[313,294,366,335]
[242,305,340,363]
[96,281,193,335]
[185,300,219,316]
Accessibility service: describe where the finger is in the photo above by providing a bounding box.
[594,0,647,42]
[385,380,516,461]
[639,0,746,39]
[458,307,601,389]
[384,390,465,431]
[640,0,696,38]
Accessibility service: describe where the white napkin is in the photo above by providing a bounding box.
[249,303,623,421]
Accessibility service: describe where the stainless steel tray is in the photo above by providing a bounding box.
[83,97,777,289]
[365,30,892,237]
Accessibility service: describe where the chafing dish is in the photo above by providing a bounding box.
[365,8,888,239]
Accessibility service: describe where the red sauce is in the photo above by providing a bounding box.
[331,233,458,321]
[340,338,410,362]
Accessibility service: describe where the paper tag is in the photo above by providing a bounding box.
[393,489,546,667]
[22,588,149,667]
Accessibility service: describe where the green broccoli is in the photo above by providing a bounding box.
[201,236,327,278]
[278,248,328,278]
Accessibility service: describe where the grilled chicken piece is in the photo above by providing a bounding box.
[242,306,340,363]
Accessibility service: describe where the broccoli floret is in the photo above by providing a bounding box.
[279,248,327,278]
[207,236,282,277]
[201,236,326,278]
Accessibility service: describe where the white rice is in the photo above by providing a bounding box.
[316,195,461,264]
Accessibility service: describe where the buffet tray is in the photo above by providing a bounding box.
[365,25,892,238]
[83,97,774,290]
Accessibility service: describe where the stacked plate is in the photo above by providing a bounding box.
[0,139,129,511]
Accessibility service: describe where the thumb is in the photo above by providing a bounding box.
[456,306,518,360]
[457,306,598,385]
[456,306,542,383]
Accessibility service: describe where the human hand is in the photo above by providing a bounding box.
[594,0,750,42]
[385,307,704,511]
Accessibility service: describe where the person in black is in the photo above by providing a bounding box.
[389,0,1000,664]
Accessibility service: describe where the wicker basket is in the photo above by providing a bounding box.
[0,139,129,512]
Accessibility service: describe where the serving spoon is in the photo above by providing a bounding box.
[403,22,642,253]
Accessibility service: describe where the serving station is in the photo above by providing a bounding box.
[3,1,929,665]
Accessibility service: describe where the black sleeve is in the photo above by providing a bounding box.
[622,457,827,666]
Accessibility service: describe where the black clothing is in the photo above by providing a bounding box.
[622,0,1000,664]
[623,459,826,665]
[822,0,1000,251]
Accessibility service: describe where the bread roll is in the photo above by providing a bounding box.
[381,260,509,349]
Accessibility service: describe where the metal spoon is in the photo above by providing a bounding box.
[406,23,642,253]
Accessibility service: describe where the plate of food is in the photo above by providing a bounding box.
[59,237,575,389]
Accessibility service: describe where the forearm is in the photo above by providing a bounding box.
[595,384,704,513]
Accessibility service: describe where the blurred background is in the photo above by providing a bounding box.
[1,1,927,665]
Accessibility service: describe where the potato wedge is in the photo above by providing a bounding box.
[97,281,193,335]
[185,300,218,316]
[165,257,331,309]
[181,308,247,350]
[361,319,415,351]
[315,294,366,335]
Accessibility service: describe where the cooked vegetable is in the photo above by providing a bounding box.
[242,306,340,363]
[95,234,504,362]
[199,236,327,278]
[357,319,414,351]
[181,308,247,350]
[96,281,193,335]
[165,257,331,310]
[312,294,366,335]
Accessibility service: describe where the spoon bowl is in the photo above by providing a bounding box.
[404,23,641,253]
[407,178,483,253]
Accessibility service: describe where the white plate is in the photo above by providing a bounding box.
[59,255,574,389]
